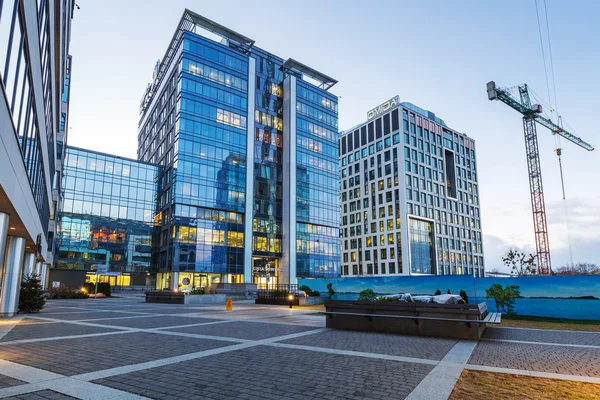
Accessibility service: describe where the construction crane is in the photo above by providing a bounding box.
[487,81,594,275]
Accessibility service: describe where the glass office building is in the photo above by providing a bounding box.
[339,97,484,277]
[56,147,161,286]
[137,10,339,290]
[0,0,74,316]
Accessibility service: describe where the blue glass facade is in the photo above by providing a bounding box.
[295,81,340,278]
[57,147,161,283]
[137,11,340,288]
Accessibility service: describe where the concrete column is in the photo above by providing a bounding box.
[0,236,27,317]
[23,253,37,278]
[282,75,297,286]
[0,213,9,289]
[243,57,256,284]
[40,263,48,290]
[170,271,179,291]
[35,261,42,277]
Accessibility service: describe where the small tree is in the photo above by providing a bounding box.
[357,289,377,301]
[503,249,537,276]
[19,274,46,313]
[485,284,521,316]
[447,289,451,294]
[326,282,335,297]
[459,289,469,304]
[434,289,442,295]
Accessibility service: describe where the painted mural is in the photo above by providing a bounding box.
[298,275,600,320]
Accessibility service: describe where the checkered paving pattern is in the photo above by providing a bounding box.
[484,327,600,346]
[3,390,77,399]
[469,340,600,377]
[0,321,119,342]
[281,329,458,360]
[165,320,318,340]
[0,331,231,376]
[94,345,433,400]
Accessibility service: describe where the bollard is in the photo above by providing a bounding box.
[226,298,232,311]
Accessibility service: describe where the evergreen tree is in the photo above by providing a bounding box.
[19,274,46,313]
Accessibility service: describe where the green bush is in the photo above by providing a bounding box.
[83,282,111,297]
[19,274,45,313]
[190,288,204,295]
[459,289,469,304]
[357,289,377,301]
[376,296,400,302]
[326,282,335,296]
[486,284,521,316]
[434,289,442,295]
[46,285,89,299]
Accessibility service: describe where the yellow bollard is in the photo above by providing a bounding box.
[226,298,232,311]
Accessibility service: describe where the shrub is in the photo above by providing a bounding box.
[190,288,204,295]
[434,289,442,296]
[459,289,469,304]
[486,284,521,316]
[19,274,45,313]
[83,282,111,297]
[458,299,466,304]
[376,296,400,302]
[46,285,88,299]
[357,289,377,301]
[299,285,312,295]
[447,289,452,294]
[326,282,335,296]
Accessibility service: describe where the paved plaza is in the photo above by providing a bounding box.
[0,296,598,399]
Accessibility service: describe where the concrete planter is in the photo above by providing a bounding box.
[183,294,227,304]
[325,300,488,339]
[299,296,327,306]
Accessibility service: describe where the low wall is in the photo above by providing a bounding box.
[300,275,600,320]
[184,294,227,304]
[299,296,326,306]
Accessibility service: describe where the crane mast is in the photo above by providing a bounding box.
[487,81,594,275]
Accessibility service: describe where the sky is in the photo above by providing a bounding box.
[66,0,600,272]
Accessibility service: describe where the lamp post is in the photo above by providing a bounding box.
[288,293,294,309]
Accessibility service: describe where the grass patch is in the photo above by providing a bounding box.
[450,369,600,399]
[500,314,600,332]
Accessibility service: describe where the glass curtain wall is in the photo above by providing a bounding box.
[295,80,340,278]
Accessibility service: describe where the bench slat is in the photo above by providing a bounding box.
[324,311,490,325]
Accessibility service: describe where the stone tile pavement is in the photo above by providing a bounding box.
[0,296,598,399]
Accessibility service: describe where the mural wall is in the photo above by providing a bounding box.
[298,275,600,320]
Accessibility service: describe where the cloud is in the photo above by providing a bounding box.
[483,232,600,274]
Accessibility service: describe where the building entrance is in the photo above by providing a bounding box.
[252,257,280,289]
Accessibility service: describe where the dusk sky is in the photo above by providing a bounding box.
[67,0,600,272]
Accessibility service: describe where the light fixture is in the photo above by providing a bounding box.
[9,227,15,230]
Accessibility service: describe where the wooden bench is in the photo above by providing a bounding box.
[324,300,500,339]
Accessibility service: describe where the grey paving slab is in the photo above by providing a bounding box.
[0,322,119,342]
[90,315,222,329]
[0,373,26,389]
[30,312,137,321]
[2,390,78,399]
[281,329,458,360]
[0,332,232,376]
[94,345,433,400]
[164,320,318,340]
[484,327,600,346]
[469,341,600,377]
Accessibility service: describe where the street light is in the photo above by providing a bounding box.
[288,293,294,309]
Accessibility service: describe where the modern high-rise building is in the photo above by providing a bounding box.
[53,146,161,288]
[339,96,484,278]
[137,10,340,290]
[0,0,74,316]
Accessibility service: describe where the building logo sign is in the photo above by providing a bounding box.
[367,96,400,120]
